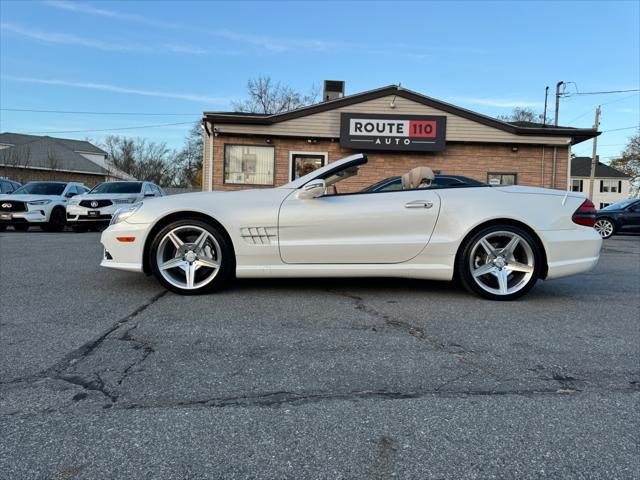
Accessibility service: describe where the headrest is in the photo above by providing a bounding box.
[401,166,435,189]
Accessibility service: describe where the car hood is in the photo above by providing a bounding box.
[0,194,61,202]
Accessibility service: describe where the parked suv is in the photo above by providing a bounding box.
[66,181,164,232]
[0,181,89,231]
[0,178,21,194]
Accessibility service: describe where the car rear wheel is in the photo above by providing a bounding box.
[594,218,615,239]
[0,224,6,232]
[149,218,234,295]
[42,208,66,232]
[458,225,542,301]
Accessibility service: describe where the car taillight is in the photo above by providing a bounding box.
[572,199,596,227]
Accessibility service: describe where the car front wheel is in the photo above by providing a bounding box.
[149,218,234,295]
[458,225,542,301]
[594,218,615,239]
[42,208,66,232]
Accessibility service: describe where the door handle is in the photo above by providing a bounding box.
[405,200,433,209]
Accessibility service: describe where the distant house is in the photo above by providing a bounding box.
[0,133,134,187]
[570,156,631,209]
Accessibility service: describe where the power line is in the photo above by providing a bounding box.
[601,125,640,133]
[571,88,640,96]
[565,92,640,125]
[25,121,198,134]
[2,108,199,116]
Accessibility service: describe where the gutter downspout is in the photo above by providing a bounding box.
[541,146,546,187]
[208,123,214,191]
[552,147,557,189]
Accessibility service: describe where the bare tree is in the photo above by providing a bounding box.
[231,76,320,114]
[610,130,640,197]
[0,144,32,169]
[497,107,547,124]
[99,135,178,187]
[46,147,61,174]
[174,122,203,188]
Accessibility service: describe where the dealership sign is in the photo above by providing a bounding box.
[340,113,446,152]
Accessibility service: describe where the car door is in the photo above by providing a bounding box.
[622,202,640,231]
[278,189,441,264]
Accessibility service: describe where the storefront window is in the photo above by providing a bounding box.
[487,173,517,186]
[290,153,327,181]
[224,145,275,185]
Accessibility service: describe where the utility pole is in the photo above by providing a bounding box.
[551,81,564,188]
[554,81,564,126]
[543,86,549,126]
[588,105,601,199]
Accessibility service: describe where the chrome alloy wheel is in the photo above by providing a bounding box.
[469,231,535,296]
[594,219,614,238]
[155,225,221,290]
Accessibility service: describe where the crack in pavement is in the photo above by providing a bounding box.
[327,289,497,377]
[1,290,168,403]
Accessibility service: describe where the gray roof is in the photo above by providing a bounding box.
[571,157,629,178]
[0,134,109,175]
[0,133,107,155]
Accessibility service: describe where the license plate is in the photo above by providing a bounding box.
[88,210,100,217]
[0,213,12,220]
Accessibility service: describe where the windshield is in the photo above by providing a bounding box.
[13,182,66,195]
[89,182,142,194]
[601,199,636,211]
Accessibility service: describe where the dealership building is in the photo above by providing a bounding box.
[201,83,598,193]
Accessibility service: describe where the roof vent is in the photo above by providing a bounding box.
[323,80,345,102]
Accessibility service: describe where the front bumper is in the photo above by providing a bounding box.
[100,221,150,273]
[0,210,47,224]
[67,204,120,223]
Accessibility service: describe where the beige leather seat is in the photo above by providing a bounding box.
[401,166,435,190]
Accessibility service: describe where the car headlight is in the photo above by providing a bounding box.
[27,199,52,205]
[68,198,80,205]
[110,203,142,225]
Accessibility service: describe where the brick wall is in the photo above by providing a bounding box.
[0,167,105,187]
[206,134,570,192]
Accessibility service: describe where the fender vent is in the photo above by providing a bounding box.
[240,227,277,245]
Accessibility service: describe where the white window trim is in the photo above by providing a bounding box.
[288,151,328,182]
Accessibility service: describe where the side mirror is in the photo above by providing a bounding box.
[144,192,155,197]
[297,179,326,200]
[65,192,76,198]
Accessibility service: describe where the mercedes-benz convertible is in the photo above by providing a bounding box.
[100,153,602,300]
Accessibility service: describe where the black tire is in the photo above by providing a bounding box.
[0,224,6,232]
[594,217,615,239]
[13,224,29,232]
[71,224,88,233]
[457,224,542,301]
[42,207,66,232]
[149,218,234,295]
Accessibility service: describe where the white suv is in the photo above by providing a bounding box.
[66,181,164,232]
[0,181,89,232]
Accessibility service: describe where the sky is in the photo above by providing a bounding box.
[1,0,638,161]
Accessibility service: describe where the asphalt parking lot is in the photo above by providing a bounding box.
[1,230,638,479]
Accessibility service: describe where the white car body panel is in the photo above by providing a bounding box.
[100,154,602,285]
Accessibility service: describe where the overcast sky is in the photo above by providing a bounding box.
[1,0,638,159]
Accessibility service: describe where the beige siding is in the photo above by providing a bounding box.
[213,96,572,146]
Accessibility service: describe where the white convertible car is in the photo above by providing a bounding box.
[101,154,602,300]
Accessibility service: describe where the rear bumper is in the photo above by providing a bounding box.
[541,227,602,280]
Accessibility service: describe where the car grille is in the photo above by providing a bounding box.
[0,200,27,212]
[80,199,112,208]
